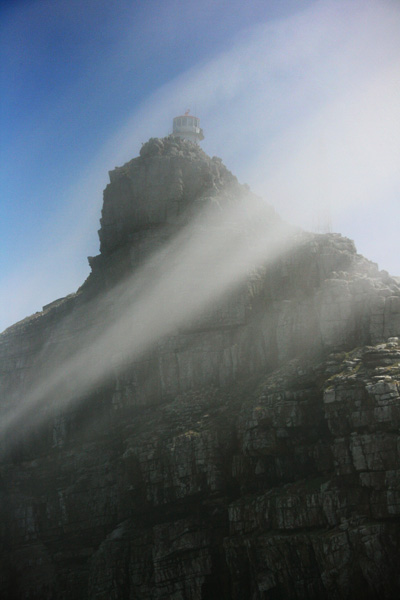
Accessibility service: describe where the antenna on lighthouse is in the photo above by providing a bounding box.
[172,111,204,144]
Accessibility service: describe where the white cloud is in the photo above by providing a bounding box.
[2,0,400,442]
[1,0,400,332]
[1,191,295,440]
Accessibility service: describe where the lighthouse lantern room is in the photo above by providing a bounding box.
[172,110,204,144]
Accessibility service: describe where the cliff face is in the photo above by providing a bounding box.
[1,136,400,599]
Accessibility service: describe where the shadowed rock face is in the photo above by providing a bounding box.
[1,137,400,599]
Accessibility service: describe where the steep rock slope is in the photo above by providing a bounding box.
[1,137,400,599]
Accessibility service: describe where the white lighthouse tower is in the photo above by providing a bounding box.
[172,110,204,144]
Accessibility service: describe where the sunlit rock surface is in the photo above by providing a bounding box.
[1,137,400,599]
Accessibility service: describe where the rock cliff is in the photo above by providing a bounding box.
[1,136,400,598]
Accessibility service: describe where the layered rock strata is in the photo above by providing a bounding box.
[0,136,400,598]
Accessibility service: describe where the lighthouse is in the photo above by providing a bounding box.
[172,110,204,144]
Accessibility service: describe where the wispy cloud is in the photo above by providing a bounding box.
[2,0,400,447]
[1,0,399,333]
[1,192,295,444]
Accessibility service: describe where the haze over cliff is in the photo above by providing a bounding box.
[3,0,400,337]
[1,137,400,599]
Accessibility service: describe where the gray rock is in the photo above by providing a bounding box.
[1,136,400,598]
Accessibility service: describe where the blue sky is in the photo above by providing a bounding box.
[1,0,400,332]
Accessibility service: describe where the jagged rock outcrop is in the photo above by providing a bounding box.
[1,136,400,598]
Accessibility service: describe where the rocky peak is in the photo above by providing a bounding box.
[1,139,400,599]
[99,136,243,256]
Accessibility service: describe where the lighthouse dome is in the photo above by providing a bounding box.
[172,111,204,144]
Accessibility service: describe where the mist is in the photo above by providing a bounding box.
[1,0,400,333]
[1,0,400,447]
[1,189,296,446]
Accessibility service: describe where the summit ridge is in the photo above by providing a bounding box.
[1,139,400,598]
